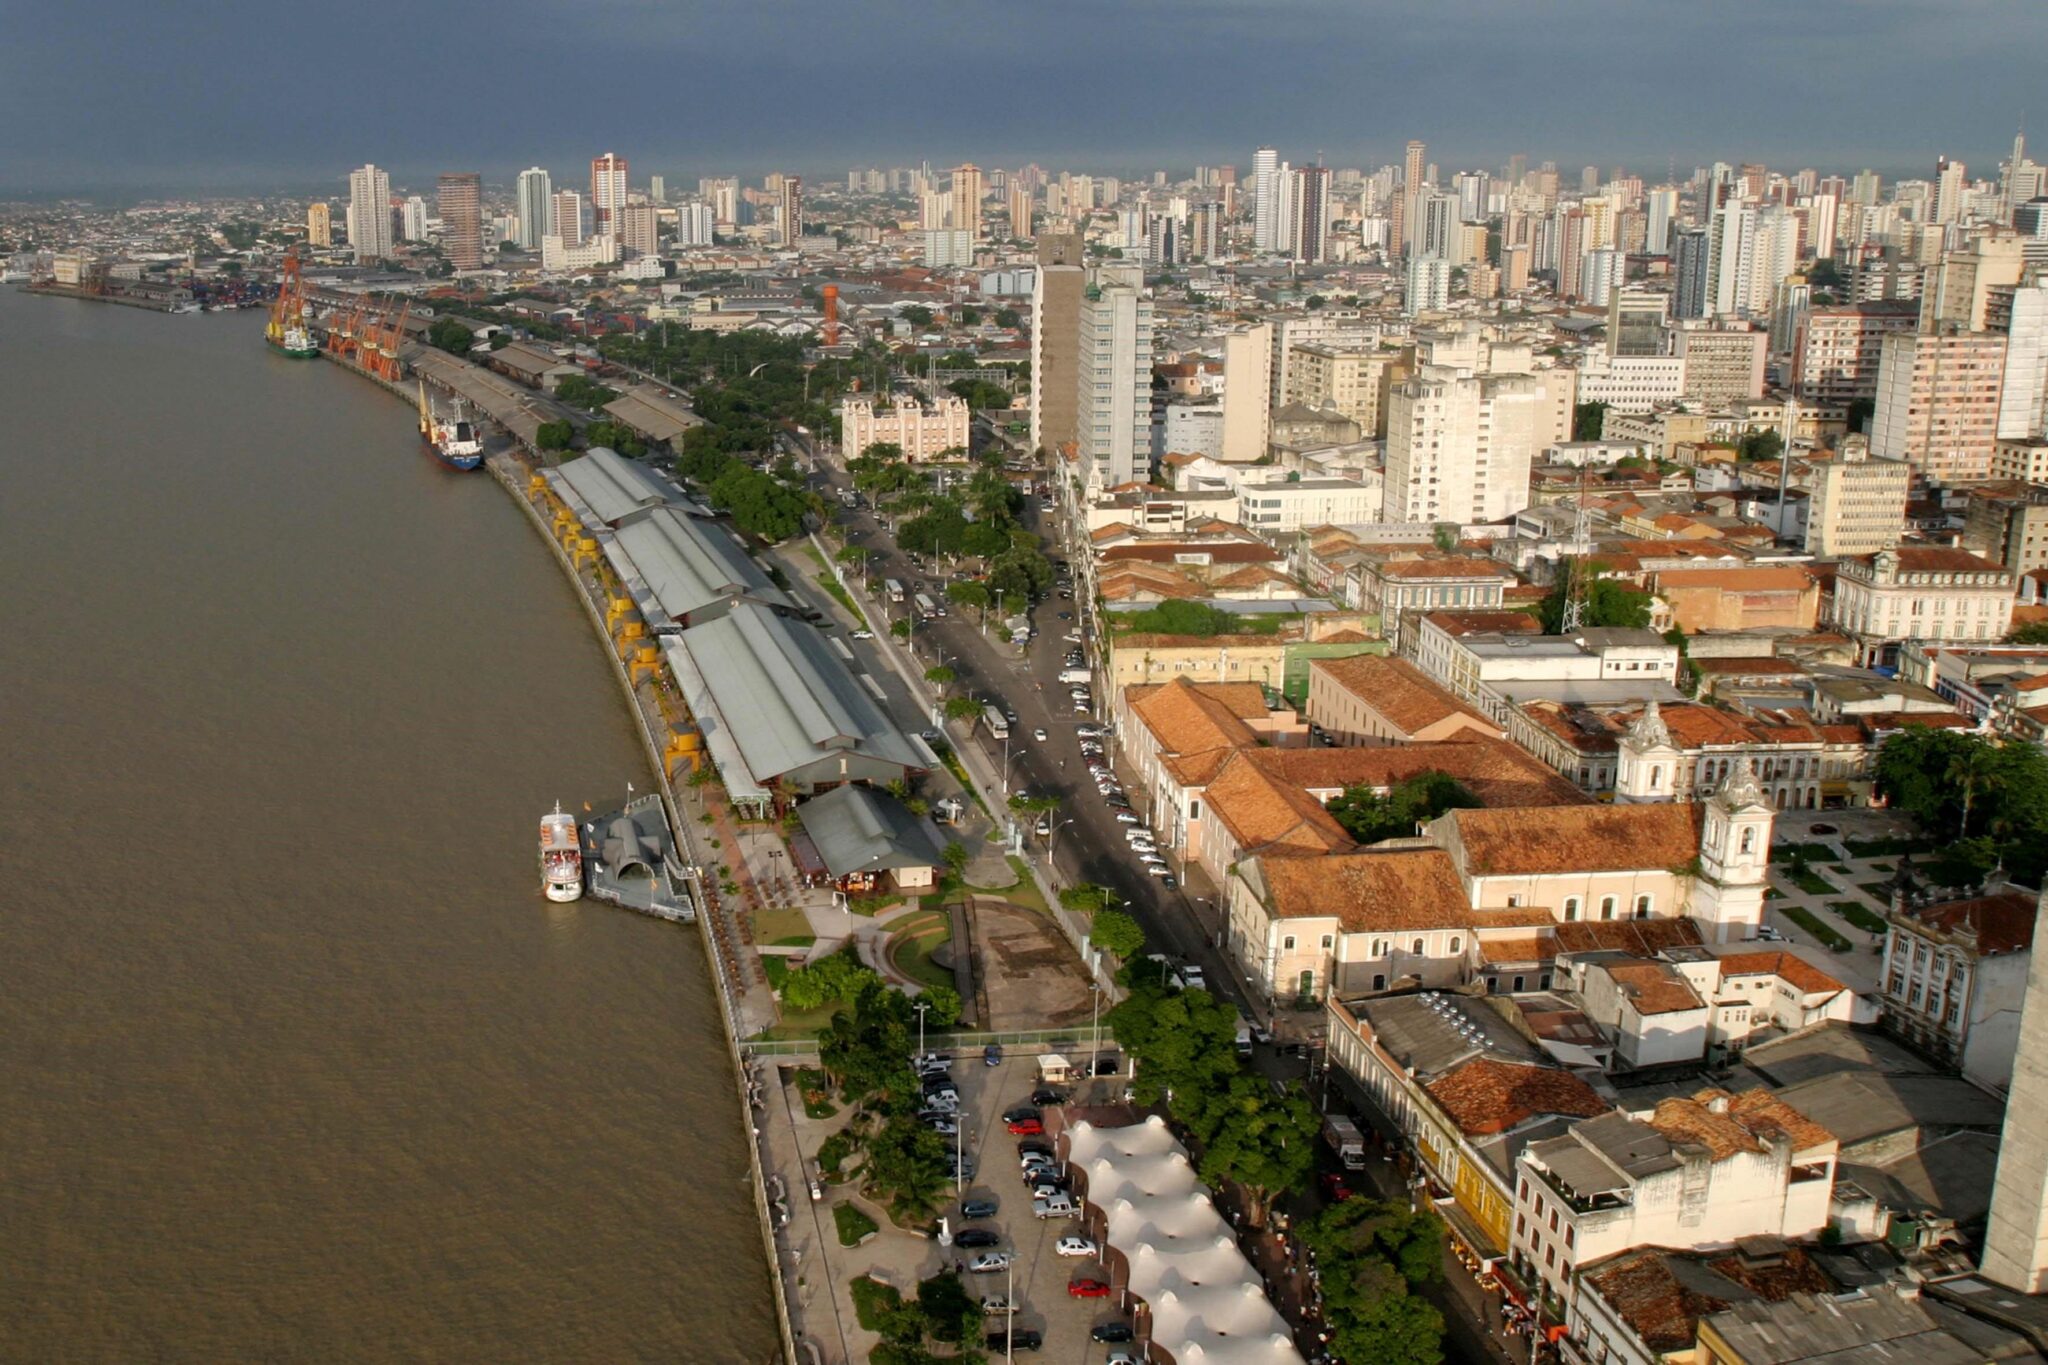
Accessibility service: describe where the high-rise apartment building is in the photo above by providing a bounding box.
[1286,342,1402,436]
[1644,188,1679,255]
[1997,285,2048,440]
[1252,147,1281,252]
[1007,185,1033,239]
[1934,156,1968,225]
[1219,324,1273,462]
[951,164,984,241]
[590,152,628,231]
[1401,139,1427,254]
[552,190,587,248]
[347,164,393,263]
[1385,362,1554,523]
[1673,227,1712,319]
[401,196,429,243]
[922,229,973,268]
[674,201,715,248]
[1501,243,1531,294]
[777,176,803,245]
[1074,267,1154,487]
[1871,329,2009,483]
[306,201,331,248]
[1029,233,1088,459]
[436,172,483,270]
[515,167,553,250]
[1405,255,1451,315]
[1289,166,1332,263]
[618,202,659,258]
[649,175,666,204]
[1791,302,1921,404]
[1608,291,1669,358]
[1416,188,1458,261]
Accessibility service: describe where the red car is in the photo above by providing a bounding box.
[1320,1172,1354,1202]
[1008,1117,1045,1136]
[1068,1278,1111,1299]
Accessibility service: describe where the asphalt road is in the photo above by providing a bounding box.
[805,456,1229,995]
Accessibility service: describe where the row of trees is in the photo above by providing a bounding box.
[811,974,964,1220]
[674,426,811,543]
[1301,1199,1447,1365]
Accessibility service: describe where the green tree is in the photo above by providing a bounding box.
[1113,600,1242,636]
[818,979,920,1104]
[1737,428,1784,462]
[1573,400,1609,441]
[940,841,970,875]
[891,619,912,640]
[780,948,881,1011]
[1106,980,1241,1109]
[1329,1274,1445,1365]
[1536,562,1653,633]
[1058,883,1117,914]
[2009,621,2048,644]
[946,579,990,610]
[427,316,475,355]
[1008,792,1060,816]
[1185,1074,1321,1223]
[913,1270,983,1346]
[993,307,1021,329]
[1089,908,1146,961]
[1326,771,1480,844]
[535,420,574,452]
[943,696,982,722]
[919,981,963,1029]
[1302,1197,1444,1289]
[900,305,934,327]
[862,1113,954,1216]
[924,664,956,690]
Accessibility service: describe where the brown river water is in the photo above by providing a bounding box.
[0,287,774,1362]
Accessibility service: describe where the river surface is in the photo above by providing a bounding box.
[0,288,775,1362]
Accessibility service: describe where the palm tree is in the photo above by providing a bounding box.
[1945,741,2003,839]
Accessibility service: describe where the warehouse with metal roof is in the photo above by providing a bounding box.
[605,504,791,631]
[792,784,948,892]
[661,603,925,811]
[602,386,706,448]
[545,446,684,527]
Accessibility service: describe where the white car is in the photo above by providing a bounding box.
[980,1296,1018,1316]
[1032,728,1049,742]
[1055,1236,1100,1258]
[1114,811,1140,825]
[850,629,874,640]
[1124,826,1151,842]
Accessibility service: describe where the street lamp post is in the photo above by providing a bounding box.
[1090,975,1104,1079]
[956,1110,966,1194]
[913,1000,930,1066]
[1046,817,1076,868]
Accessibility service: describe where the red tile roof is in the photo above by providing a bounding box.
[1312,656,1499,738]
[1714,950,1846,996]
[1425,1058,1608,1136]
[1258,848,1476,932]
[1447,804,1703,877]
[1897,890,2039,955]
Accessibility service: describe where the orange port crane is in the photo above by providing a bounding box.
[361,296,411,381]
[266,249,308,346]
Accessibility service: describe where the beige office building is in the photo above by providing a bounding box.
[1287,343,1402,436]
[1803,445,1910,555]
[1676,326,1767,406]
[1028,233,1087,458]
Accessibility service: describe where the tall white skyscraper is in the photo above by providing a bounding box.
[515,167,553,249]
[649,174,666,204]
[348,163,393,263]
[1252,147,1281,252]
[1999,286,2048,440]
[1645,188,1679,255]
[401,195,429,243]
[590,152,628,231]
[1074,267,1154,487]
[1385,361,1552,523]
[1707,201,1757,318]
[1405,255,1451,315]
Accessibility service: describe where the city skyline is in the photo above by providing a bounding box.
[7,0,2047,193]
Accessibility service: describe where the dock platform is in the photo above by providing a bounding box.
[580,793,696,923]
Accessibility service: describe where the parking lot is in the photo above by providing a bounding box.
[779,1046,1141,1362]
[933,1050,1138,1360]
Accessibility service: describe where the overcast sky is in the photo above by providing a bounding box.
[6,0,2042,195]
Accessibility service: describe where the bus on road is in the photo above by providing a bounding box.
[884,578,905,604]
[913,592,937,619]
[983,706,1010,740]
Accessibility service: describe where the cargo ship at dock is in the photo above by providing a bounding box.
[418,382,484,470]
[264,249,319,358]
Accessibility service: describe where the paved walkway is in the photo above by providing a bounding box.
[1759,809,1926,998]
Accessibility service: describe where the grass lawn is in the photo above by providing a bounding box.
[754,904,815,945]
[850,1275,900,1330]
[886,908,957,992]
[1830,900,1889,934]
[1783,865,1838,897]
[1778,904,1852,952]
[834,1201,879,1247]
[795,1067,838,1120]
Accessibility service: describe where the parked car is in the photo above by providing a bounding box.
[1002,1105,1042,1125]
[1159,874,1179,890]
[980,1295,1017,1316]
[984,1043,1004,1066]
[1029,1180,1064,1200]
[1093,1056,1120,1076]
[1018,1139,1054,1158]
[1008,1116,1044,1136]
[986,1328,1043,1352]
[1114,811,1140,825]
[961,1198,999,1219]
[1077,725,1103,738]
[1033,1195,1080,1219]
[927,1118,960,1136]
[955,1227,1002,1249]
[1031,1087,1067,1107]
[850,629,874,640]
[1092,1322,1136,1343]
[1032,728,1048,742]
[1055,1236,1100,1258]
[1069,1278,1112,1298]
[969,1252,1013,1273]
